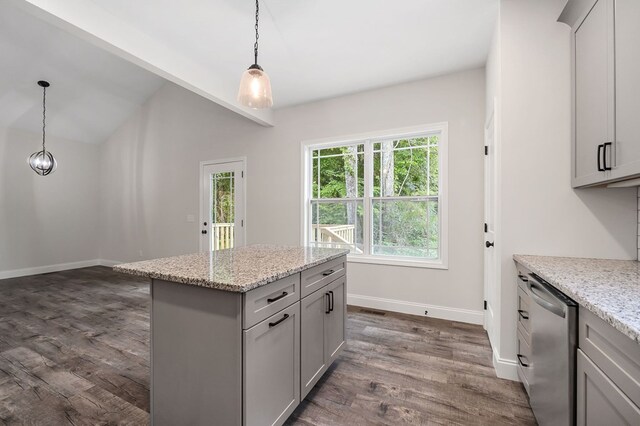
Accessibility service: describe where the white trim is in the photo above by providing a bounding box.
[199,157,247,252]
[347,293,484,325]
[0,259,101,280]
[300,123,449,270]
[489,340,519,381]
[97,259,125,267]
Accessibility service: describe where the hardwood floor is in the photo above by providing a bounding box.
[0,267,535,425]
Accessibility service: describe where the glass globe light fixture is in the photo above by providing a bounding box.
[28,80,57,176]
[237,0,273,109]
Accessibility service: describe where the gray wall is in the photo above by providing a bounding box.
[99,68,487,321]
[0,126,99,275]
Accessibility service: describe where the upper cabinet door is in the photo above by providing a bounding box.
[572,0,615,187]
[610,0,640,180]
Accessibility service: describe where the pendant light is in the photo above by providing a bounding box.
[28,80,57,176]
[237,0,273,109]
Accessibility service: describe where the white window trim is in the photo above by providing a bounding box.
[300,123,449,270]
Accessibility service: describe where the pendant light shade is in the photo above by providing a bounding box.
[238,0,273,109]
[28,80,57,176]
[238,64,273,109]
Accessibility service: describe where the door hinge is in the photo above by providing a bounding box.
[484,300,487,310]
[484,146,488,155]
[484,223,488,233]
[241,219,244,227]
[241,171,244,178]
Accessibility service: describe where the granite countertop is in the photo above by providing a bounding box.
[114,244,349,293]
[513,255,640,345]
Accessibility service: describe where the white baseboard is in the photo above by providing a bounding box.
[0,259,101,280]
[0,258,126,280]
[347,293,484,325]
[490,341,519,381]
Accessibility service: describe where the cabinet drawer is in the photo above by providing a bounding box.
[516,267,530,294]
[579,308,640,407]
[243,302,300,426]
[577,349,640,426]
[517,286,531,343]
[243,274,300,329]
[517,329,532,396]
[300,256,346,298]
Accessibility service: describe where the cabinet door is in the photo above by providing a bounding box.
[611,0,640,180]
[577,350,640,426]
[325,277,346,365]
[300,288,328,399]
[244,302,300,426]
[572,0,615,187]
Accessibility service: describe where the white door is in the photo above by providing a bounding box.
[200,159,246,252]
[484,109,498,343]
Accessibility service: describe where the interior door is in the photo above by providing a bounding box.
[200,159,245,252]
[484,108,498,345]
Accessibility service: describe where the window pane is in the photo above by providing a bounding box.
[310,200,363,253]
[371,199,438,259]
[311,145,364,199]
[373,136,439,197]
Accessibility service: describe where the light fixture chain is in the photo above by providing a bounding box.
[42,84,46,156]
[254,0,259,65]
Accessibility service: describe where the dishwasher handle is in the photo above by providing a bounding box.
[527,279,566,318]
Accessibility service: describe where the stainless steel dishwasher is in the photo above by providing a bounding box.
[527,273,578,426]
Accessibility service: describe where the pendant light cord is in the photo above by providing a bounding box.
[42,85,46,156]
[254,0,260,65]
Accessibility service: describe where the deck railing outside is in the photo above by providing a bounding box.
[212,223,234,250]
[312,224,355,246]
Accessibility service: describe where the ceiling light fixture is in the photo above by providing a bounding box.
[237,0,273,109]
[28,80,57,176]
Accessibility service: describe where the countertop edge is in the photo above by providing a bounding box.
[513,254,640,345]
[113,251,348,293]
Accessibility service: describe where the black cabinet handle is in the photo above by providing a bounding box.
[517,274,529,282]
[603,142,612,171]
[518,309,529,320]
[597,144,605,171]
[329,291,334,312]
[325,293,331,314]
[322,270,335,277]
[269,313,289,328]
[517,354,529,367]
[267,291,288,303]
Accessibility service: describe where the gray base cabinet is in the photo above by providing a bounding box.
[151,255,347,426]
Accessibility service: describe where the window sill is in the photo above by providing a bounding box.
[347,254,448,270]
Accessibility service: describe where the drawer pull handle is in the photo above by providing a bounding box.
[269,313,289,328]
[329,290,334,312]
[325,293,331,314]
[322,270,335,276]
[267,291,288,303]
[518,309,529,320]
[518,274,529,282]
[517,354,529,367]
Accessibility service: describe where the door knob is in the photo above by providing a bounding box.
[485,241,494,248]
[201,230,207,234]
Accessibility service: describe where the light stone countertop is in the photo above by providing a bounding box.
[114,245,349,293]
[513,255,640,345]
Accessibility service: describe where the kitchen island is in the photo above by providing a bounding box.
[115,245,349,426]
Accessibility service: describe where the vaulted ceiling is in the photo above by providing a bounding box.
[2,0,498,141]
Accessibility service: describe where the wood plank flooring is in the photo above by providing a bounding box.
[0,266,535,425]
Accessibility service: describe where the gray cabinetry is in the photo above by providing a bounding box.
[325,276,346,364]
[564,0,640,187]
[244,302,301,426]
[577,350,640,425]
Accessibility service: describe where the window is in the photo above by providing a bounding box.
[302,124,448,268]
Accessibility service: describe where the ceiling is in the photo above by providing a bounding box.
[87,0,498,108]
[0,2,163,144]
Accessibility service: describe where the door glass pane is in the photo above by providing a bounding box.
[211,171,235,250]
[310,200,363,253]
[371,199,438,259]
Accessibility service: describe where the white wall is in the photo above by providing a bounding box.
[486,0,637,378]
[0,126,100,277]
[99,68,487,323]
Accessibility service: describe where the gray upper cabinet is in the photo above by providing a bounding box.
[243,302,301,426]
[567,0,640,187]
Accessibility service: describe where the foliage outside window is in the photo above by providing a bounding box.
[306,129,445,263]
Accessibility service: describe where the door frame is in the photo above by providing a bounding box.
[199,157,247,252]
